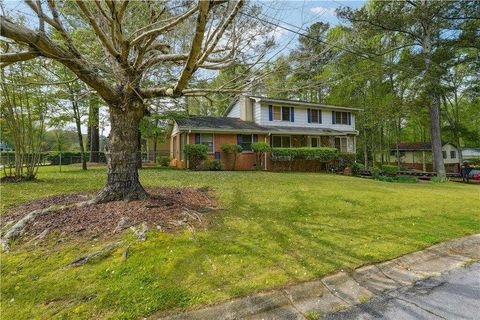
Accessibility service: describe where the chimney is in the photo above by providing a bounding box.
[239,94,253,121]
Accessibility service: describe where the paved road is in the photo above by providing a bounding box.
[324,262,480,320]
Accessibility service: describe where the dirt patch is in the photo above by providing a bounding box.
[1,188,218,244]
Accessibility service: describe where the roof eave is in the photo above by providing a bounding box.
[250,96,362,112]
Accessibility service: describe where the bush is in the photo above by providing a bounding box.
[382,165,398,176]
[271,147,338,161]
[352,162,365,176]
[184,144,208,170]
[251,142,270,170]
[157,156,170,167]
[375,175,417,183]
[251,142,270,153]
[338,152,356,167]
[370,166,381,178]
[221,144,242,170]
[205,159,223,171]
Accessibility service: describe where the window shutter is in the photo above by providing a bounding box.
[319,110,322,123]
[307,109,311,123]
[268,105,273,121]
[195,133,201,144]
[347,112,351,125]
[332,111,336,124]
[253,134,258,142]
[290,107,294,122]
[237,134,243,145]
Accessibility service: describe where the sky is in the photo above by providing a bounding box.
[256,1,366,56]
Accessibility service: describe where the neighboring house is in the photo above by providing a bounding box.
[170,95,359,170]
[388,142,461,173]
[462,148,480,161]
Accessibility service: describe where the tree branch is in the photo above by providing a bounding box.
[173,1,210,96]
[1,50,39,65]
[76,1,119,58]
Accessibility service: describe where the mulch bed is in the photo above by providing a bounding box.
[1,187,218,244]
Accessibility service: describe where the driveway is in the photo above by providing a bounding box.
[323,262,480,319]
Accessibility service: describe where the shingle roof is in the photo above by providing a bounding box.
[175,116,270,133]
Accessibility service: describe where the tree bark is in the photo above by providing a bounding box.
[71,93,87,170]
[95,100,148,203]
[88,97,100,162]
[429,95,446,178]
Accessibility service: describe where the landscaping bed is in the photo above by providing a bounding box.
[1,187,218,246]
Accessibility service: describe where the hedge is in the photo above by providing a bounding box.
[271,147,339,162]
[184,144,208,170]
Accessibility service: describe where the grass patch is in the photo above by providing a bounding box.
[1,165,479,319]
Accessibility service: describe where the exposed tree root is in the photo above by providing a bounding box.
[1,199,95,252]
[67,242,121,267]
[130,222,148,241]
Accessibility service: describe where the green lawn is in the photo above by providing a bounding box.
[1,165,479,319]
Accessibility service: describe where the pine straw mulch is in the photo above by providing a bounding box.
[1,187,219,245]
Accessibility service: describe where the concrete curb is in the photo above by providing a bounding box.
[156,234,480,320]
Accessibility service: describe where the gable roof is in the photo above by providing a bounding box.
[391,142,458,151]
[175,116,269,133]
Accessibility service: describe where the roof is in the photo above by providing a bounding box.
[174,116,356,135]
[390,142,458,151]
[175,116,269,133]
[249,96,363,111]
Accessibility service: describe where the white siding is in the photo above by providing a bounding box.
[226,101,241,118]
[258,103,356,131]
[253,100,262,124]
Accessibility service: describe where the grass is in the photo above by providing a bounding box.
[1,165,479,319]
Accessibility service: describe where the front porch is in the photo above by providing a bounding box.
[268,134,356,154]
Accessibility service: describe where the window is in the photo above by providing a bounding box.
[334,137,348,152]
[310,137,320,147]
[272,135,291,148]
[442,151,447,159]
[450,150,456,159]
[273,106,281,120]
[238,134,254,151]
[198,133,213,153]
[271,106,291,121]
[309,109,322,123]
[282,107,291,121]
[334,111,350,125]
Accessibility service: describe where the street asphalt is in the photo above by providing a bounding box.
[323,262,480,320]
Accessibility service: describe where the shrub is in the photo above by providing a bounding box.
[251,142,270,170]
[338,152,356,167]
[184,144,208,170]
[352,162,365,176]
[270,147,338,162]
[156,156,170,167]
[221,144,242,170]
[370,166,381,178]
[382,165,398,176]
[375,175,417,183]
[205,159,223,171]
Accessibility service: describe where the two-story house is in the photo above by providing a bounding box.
[170,95,360,170]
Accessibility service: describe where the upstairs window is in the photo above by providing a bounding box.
[308,109,322,123]
[270,106,294,122]
[450,150,456,159]
[332,111,351,125]
[442,151,447,159]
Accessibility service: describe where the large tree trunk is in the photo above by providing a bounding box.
[95,100,148,203]
[429,96,446,178]
[88,97,100,162]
